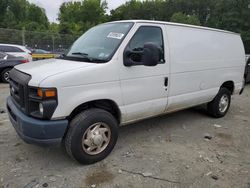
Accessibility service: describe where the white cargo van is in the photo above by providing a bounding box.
[7,20,245,164]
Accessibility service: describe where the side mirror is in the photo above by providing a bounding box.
[141,42,160,66]
[124,42,160,67]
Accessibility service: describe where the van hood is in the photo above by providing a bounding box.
[15,58,96,86]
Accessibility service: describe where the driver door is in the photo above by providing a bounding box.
[119,23,170,123]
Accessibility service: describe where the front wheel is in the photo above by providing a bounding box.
[64,108,118,164]
[207,88,231,118]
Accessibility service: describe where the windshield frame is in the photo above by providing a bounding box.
[63,22,134,63]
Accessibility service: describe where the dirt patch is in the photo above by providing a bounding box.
[84,168,115,187]
[215,133,233,147]
[15,155,25,163]
[0,108,6,114]
[0,140,5,145]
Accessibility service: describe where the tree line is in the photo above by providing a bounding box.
[0,0,249,53]
[0,0,49,31]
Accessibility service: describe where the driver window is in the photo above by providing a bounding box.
[128,26,165,63]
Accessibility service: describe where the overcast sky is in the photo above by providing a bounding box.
[27,0,127,23]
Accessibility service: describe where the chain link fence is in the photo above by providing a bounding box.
[0,28,79,53]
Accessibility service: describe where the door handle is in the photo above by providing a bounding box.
[164,77,168,87]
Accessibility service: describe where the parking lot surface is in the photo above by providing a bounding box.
[0,83,250,188]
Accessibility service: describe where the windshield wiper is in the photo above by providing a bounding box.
[70,52,94,62]
[70,52,107,63]
[72,52,89,56]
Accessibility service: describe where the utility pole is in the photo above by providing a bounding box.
[52,35,55,52]
[22,27,25,46]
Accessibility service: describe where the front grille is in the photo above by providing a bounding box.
[9,69,31,114]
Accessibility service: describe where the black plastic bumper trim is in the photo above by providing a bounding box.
[7,96,68,146]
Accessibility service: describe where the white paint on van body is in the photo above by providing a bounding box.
[15,20,245,124]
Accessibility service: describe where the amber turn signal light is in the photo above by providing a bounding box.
[37,88,56,98]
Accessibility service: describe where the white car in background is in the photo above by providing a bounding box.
[0,44,32,62]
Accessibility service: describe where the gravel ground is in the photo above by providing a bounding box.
[0,83,250,188]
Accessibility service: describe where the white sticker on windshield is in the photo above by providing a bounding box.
[107,32,124,39]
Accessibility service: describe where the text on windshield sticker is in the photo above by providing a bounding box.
[107,32,124,39]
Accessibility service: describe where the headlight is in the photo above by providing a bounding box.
[28,87,58,119]
[39,103,44,115]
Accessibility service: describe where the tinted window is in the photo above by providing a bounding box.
[128,26,164,63]
[0,45,24,52]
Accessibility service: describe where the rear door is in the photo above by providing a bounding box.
[119,23,170,123]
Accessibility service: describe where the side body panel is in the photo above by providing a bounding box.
[40,61,123,120]
[117,23,170,123]
[165,25,245,112]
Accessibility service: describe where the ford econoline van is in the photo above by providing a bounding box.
[7,20,245,164]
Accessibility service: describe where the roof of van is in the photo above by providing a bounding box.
[109,20,239,35]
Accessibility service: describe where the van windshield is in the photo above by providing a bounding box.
[64,22,134,63]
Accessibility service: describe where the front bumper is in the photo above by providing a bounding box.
[7,96,68,145]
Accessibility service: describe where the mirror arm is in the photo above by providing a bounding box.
[124,58,143,67]
[124,49,144,67]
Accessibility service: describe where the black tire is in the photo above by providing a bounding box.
[1,68,12,83]
[207,88,231,118]
[64,108,118,164]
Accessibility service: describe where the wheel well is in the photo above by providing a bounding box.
[67,99,121,124]
[221,81,234,94]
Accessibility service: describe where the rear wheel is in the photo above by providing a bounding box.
[207,88,231,118]
[64,108,118,164]
[1,68,12,83]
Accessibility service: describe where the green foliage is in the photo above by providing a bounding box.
[26,4,48,28]
[170,12,201,25]
[0,0,49,30]
[3,9,17,28]
[58,0,108,35]
[49,23,59,33]
[110,0,170,21]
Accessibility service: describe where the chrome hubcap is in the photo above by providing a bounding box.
[219,95,229,113]
[3,71,10,81]
[82,122,111,155]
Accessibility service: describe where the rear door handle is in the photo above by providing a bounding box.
[164,77,168,87]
